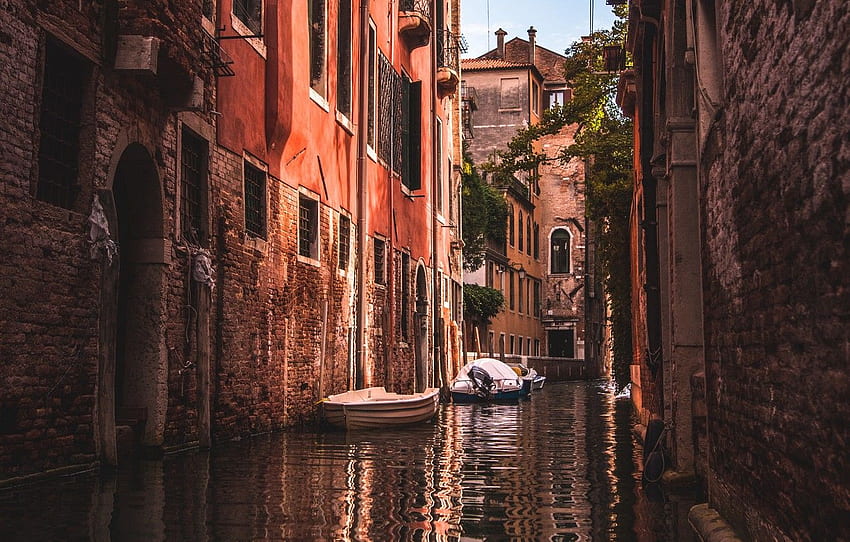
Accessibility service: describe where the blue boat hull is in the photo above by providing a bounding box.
[451,389,522,403]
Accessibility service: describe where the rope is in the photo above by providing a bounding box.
[643,424,667,483]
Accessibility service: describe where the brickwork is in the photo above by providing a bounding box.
[698,4,850,539]
[0,0,216,477]
[537,126,587,356]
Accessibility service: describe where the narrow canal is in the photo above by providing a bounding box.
[0,381,699,541]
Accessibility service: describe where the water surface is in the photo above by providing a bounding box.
[0,381,697,541]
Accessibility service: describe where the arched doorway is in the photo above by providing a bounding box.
[413,263,429,392]
[109,143,169,457]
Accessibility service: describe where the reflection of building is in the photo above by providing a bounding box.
[461,28,596,364]
[0,0,463,480]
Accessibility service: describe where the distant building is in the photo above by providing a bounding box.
[461,28,605,373]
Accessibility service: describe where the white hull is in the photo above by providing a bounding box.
[322,387,440,430]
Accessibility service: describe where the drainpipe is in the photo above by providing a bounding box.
[431,15,440,389]
[355,0,370,389]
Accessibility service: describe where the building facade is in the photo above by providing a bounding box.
[462,29,600,367]
[0,0,464,482]
[621,0,850,539]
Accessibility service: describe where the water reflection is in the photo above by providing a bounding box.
[0,382,698,541]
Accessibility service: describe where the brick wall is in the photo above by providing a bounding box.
[701,3,850,539]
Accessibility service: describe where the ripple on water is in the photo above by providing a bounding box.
[0,381,699,541]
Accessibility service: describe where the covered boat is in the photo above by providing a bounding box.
[513,364,547,397]
[450,358,523,403]
[322,387,440,430]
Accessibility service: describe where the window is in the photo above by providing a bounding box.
[488,331,495,356]
[435,117,443,214]
[377,52,403,168]
[551,228,571,273]
[533,280,540,317]
[309,0,327,96]
[180,128,208,243]
[401,77,422,190]
[338,214,350,269]
[500,77,520,109]
[37,40,88,210]
[367,21,376,150]
[244,160,266,238]
[234,0,262,35]
[532,80,540,114]
[374,238,386,285]
[509,270,515,310]
[509,335,515,355]
[533,223,539,259]
[518,276,523,314]
[547,90,564,110]
[534,339,540,356]
[336,0,352,117]
[518,211,524,252]
[526,216,532,255]
[401,252,410,339]
[299,193,319,259]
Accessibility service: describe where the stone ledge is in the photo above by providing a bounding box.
[662,468,699,489]
[0,462,98,489]
[689,503,745,542]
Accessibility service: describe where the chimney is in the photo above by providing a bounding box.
[496,28,507,59]
[527,26,537,66]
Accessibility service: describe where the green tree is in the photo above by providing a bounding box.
[487,8,634,389]
[461,154,508,272]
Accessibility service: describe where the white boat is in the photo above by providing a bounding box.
[322,387,440,430]
[450,358,523,402]
[512,364,546,397]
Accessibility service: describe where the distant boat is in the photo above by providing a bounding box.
[322,387,440,430]
[450,358,523,403]
[514,364,546,397]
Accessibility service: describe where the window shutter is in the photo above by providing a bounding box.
[406,81,422,190]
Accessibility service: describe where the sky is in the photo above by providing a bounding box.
[460,0,618,58]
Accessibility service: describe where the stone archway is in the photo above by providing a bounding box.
[413,263,429,392]
[101,142,169,460]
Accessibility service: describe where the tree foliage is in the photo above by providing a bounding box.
[486,7,634,389]
[463,284,505,322]
[461,154,508,272]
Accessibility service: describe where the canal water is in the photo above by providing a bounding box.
[0,381,699,541]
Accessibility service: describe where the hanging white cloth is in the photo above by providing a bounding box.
[87,196,118,265]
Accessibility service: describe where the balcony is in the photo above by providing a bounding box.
[437,30,462,96]
[399,0,432,50]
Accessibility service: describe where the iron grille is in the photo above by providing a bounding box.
[377,53,395,167]
[38,41,86,209]
[234,0,262,35]
[299,196,317,257]
[374,239,386,285]
[338,214,350,269]
[202,29,235,77]
[437,29,460,71]
[399,0,431,22]
[310,0,326,93]
[181,129,207,242]
[244,161,266,238]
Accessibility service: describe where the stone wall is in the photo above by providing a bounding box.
[701,3,850,539]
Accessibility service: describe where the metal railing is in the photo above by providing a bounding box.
[399,0,431,23]
[437,29,461,72]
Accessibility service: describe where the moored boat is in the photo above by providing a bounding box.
[450,358,523,403]
[322,387,440,430]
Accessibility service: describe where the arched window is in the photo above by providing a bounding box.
[526,216,532,255]
[550,228,571,274]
